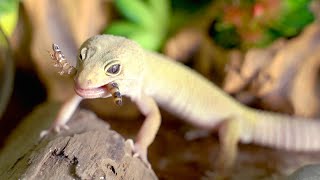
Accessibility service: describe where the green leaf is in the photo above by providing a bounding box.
[115,0,155,29]
[270,0,314,37]
[0,0,18,15]
[130,30,164,51]
[105,22,164,50]
[0,0,19,37]
[105,21,144,37]
[210,22,241,49]
[0,11,18,37]
[147,0,170,27]
[283,0,311,11]
[107,0,171,51]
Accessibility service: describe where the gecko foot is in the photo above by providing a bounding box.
[39,124,70,139]
[126,139,151,168]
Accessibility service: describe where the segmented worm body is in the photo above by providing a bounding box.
[106,82,122,106]
[49,43,76,75]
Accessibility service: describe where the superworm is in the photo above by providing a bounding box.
[106,82,123,106]
[49,43,76,75]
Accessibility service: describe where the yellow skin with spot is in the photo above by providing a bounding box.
[42,35,320,169]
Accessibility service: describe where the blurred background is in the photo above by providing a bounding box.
[0,0,320,179]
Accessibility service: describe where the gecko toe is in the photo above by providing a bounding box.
[53,124,70,133]
[39,130,49,139]
[126,140,152,168]
[126,139,135,149]
[40,124,70,139]
[61,124,70,130]
[131,143,151,168]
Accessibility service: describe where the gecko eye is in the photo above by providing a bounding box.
[104,61,121,76]
[107,64,121,74]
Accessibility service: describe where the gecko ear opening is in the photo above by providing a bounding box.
[104,60,122,76]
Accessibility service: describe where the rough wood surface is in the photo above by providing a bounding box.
[0,102,157,180]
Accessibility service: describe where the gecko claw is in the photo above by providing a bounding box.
[39,130,50,139]
[126,139,151,168]
[126,139,135,149]
[54,124,70,132]
[39,124,70,139]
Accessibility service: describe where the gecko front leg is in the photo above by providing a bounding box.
[40,94,83,137]
[130,94,161,167]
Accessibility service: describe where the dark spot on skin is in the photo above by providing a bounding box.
[86,79,92,86]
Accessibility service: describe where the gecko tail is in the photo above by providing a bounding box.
[244,108,320,151]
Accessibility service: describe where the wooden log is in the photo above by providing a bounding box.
[0,102,157,180]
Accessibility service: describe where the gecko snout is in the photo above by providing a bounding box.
[74,74,93,89]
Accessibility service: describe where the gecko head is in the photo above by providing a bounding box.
[74,35,145,98]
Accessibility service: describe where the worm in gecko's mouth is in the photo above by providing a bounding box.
[74,82,122,106]
[106,82,123,106]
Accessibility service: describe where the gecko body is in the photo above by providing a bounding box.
[44,35,320,168]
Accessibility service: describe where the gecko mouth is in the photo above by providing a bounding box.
[74,85,110,98]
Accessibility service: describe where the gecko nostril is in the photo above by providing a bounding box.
[87,79,92,85]
[74,78,92,89]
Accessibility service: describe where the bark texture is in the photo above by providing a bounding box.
[0,102,157,180]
